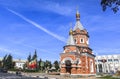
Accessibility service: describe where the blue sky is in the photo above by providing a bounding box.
[0,0,120,62]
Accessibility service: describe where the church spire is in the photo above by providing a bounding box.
[66,26,75,45]
[76,9,80,21]
[73,9,84,31]
[69,23,73,35]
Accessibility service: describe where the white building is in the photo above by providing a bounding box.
[0,58,26,69]
[14,59,26,69]
[95,55,120,73]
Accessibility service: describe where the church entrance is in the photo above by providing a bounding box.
[65,60,72,74]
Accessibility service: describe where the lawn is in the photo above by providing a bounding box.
[99,75,120,79]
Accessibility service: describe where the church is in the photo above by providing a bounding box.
[60,10,96,76]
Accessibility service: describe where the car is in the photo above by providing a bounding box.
[0,68,8,73]
[16,71,22,76]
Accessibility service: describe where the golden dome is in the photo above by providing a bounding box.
[76,10,80,20]
[69,29,73,35]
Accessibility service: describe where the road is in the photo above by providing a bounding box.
[0,72,47,79]
[0,72,98,79]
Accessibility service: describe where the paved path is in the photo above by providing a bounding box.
[7,71,100,79]
[22,72,99,79]
[0,72,43,79]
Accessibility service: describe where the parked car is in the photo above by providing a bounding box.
[0,68,8,73]
[16,69,22,76]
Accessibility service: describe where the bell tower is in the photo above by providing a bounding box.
[73,10,89,47]
[60,10,96,76]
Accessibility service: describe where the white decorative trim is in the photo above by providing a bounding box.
[80,38,84,43]
[61,57,73,64]
[86,39,89,45]
[90,59,94,73]
[81,53,95,58]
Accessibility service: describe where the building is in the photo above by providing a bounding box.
[95,54,120,73]
[13,59,26,69]
[0,57,26,69]
[60,10,96,76]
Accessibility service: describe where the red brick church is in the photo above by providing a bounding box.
[60,10,96,76]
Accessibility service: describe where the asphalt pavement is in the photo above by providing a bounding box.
[0,72,48,79]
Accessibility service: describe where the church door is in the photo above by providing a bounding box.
[65,60,72,74]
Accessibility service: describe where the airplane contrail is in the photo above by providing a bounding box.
[7,8,66,42]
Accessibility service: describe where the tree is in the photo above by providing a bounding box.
[2,54,7,68]
[45,60,52,70]
[27,50,38,70]
[38,58,42,70]
[32,50,37,60]
[6,54,13,69]
[27,53,31,62]
[53,60,60,71]
[101,0,120,13]
[2,54,13,69]
[0,61,2,67]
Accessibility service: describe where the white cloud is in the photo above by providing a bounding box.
[93,48,120,55]
[42,2,74,16]
[1,1,75,16]
[7,8,66,42]
[0,46,26,56]
[84,15,120,32]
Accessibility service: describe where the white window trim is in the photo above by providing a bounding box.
[80,38,84,43]
[87,39,89,45]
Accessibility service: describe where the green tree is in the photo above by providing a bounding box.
[101,0,120,13]
[53,60,60,71]
[2,54,7,68]
[6,54,13,69]
[27,53,31,62]
[0,61,2,67]
[32,50,37,60]
[2,54,13,69]
[45,60,52,70]
[38,58,42,70]
[41,61,45,71]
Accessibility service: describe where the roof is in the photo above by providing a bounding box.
[66,34,75,45]
[73,10,84,30]
[73,20,84,30]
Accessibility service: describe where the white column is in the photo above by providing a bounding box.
[105,63,107,73]
[107,63,110,73]
[96,53,99,73]
[102,63,104,73]
[103,63,106,73]
[112,56,115,73]
[106,56,110,73]
[96,57,99,73]
[97,64,99,73]
[118,56,120,71]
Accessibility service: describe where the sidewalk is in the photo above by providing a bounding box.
[21,72,98,79]
[8,71,99,79]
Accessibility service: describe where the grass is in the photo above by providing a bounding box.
[99,75,120,79]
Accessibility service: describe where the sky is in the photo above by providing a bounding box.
[0,0,120,62]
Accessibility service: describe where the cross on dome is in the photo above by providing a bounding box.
[73,10,84,31]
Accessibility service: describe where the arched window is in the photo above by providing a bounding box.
[80,38,84,43]
[74,38,77,44]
